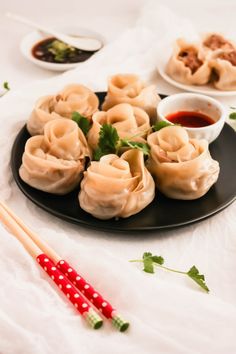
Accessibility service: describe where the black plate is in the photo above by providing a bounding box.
[11,92,236,232]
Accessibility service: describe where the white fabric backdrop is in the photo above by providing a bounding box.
[0,3,236,354]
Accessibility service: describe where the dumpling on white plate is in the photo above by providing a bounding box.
[20,119,91,195]
[102,74,160,123]
[27,84,99,136]
[147,125,220,200]
[202,33,235,52]
[79,149,155,219]
[87,103,151,150]
[166,39,211,85]
[209,49,236,90]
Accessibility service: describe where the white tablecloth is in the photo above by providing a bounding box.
[0,2,236,354]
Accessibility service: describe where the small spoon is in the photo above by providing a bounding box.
[6,12,102,51]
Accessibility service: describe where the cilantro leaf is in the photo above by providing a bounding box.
[93,147,103,161]
[143,252,152,258]
[93,124,151,160]
[229,112,236,120]
[142,252,154,273]
[187,266,209,293]
[72,111,91,136]
[142,252,164,273]
[3,81,10,91]
[100,124,119,152]
[152,121,172,131]
[120,140,150,156]
[151,255,164,265]
[93,124,119,160]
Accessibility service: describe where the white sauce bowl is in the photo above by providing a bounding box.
[157,93,227,143]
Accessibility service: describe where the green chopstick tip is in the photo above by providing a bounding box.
[111,314,130,332]
[85,309,103,330]
[119,322,130,332]
[94,319,103,330]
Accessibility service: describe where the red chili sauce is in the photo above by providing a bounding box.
[165,111,215,128]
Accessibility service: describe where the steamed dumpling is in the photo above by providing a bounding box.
[209,49,236,90]
[43,118,90,161]
[147,126,220,200]
[102,74,160,122]
[202,33,234,52]
[87,103,151,150]
[20,119,91,195]
[53,84,99,119]
[166,39,211,85]
[27,95,62,136]
[79,149,155,219]
[27,84,99,136]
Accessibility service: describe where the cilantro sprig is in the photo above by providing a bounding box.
[120,139,150,156]
[93,119,180,160]
[72,112,91,136]
[94,124,150,160]
[1,81,10,98]
[229,112,236,120]
[130,252,209,293]
[3,81,10,91]
[152,121,172,131]
[229,107,236,120]
[94,124,119,160]
[152,121,182,131]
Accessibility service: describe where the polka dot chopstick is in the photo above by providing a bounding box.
[0,202,129,332]
[56,259,129,331]
[0,203,102,329]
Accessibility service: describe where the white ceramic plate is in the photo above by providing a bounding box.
[157,49,236,97]
[20,26,105,72]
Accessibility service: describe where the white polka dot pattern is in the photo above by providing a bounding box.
[37,254,96,316]
[56,259,115,319]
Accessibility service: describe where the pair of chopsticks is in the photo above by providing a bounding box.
[0,202,129,331]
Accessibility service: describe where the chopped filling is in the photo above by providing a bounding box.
[204,34,233,50]
[178,49,203,74]
[218,50,236,66]
[209,68,219,83]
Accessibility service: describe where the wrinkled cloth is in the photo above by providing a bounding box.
[0,2,236,354]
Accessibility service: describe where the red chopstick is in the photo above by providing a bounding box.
[0,202,129,332]
[0,203,103,329]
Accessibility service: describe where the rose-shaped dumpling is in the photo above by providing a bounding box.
[53,84,99,119]
[27,95,62,136]
[43,118,90,160]
[166,39,211,85]
[27,84,99,136]
[87,103,151,150]
[79,149,155,219]
[102,74,160,122]
[209,49,236,90]
[147,126,220,200]
[20,119,91,195]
